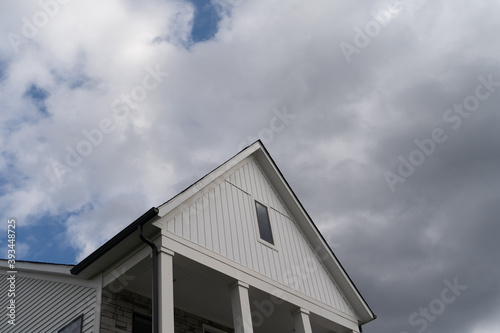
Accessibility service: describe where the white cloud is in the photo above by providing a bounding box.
[1,1,500,332]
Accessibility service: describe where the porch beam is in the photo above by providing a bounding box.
[164,232,360,331]
[159,247,175,333]
[292,308,313,333]
[230,281,253,333]
[102,245,152,288]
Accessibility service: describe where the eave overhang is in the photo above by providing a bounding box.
[70,207,159,278]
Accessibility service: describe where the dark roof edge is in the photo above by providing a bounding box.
[70,207,159,276]
[257,142,377,324]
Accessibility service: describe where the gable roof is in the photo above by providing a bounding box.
[71,140,375,324]
[156,140,375,324]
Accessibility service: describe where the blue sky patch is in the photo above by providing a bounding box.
[0,151,26,192]
[69,74,96,89]
[49,50,99,90]
[187,0,221,43]
[0,61,6,81]
[24,84,50,117]
[18,212,81,264]
[51,69,99,90]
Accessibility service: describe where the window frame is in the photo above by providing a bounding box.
[254,200,277,250]
[58,314,83,333]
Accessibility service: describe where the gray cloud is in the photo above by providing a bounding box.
[1,0,499,332]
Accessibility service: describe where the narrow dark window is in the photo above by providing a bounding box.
[58,314,83,333]
[255,201,274,245]
[133,313,152,333]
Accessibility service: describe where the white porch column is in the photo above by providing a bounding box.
[230,281,254,333]
[292,308,313,333]
[159,248,175,333]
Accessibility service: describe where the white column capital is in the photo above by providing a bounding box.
[159,246,175,256]
[292,307,313,333]
[229,280,250,290]
[291,308,310,317]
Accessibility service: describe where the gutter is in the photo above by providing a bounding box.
[70,207,160,331]
[71,207,159,275]
[360,314,378,327]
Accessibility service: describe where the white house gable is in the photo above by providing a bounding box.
[165,156,355,318]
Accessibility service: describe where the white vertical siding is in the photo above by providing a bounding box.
[228,159,290,217]
[0,274,97,333]
[166,157,355,317]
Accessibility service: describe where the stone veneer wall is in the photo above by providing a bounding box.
[100,288,152,333]
[100,288,234,333]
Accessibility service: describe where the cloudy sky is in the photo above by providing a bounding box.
[1,0,499,332]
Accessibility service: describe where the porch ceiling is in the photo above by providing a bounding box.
[122,254,342,333]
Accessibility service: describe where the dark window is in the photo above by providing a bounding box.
[133,313,152,333]
[58,314,83,333]
[255,201,274,245]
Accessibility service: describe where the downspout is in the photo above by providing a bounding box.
[138,222,159,333]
